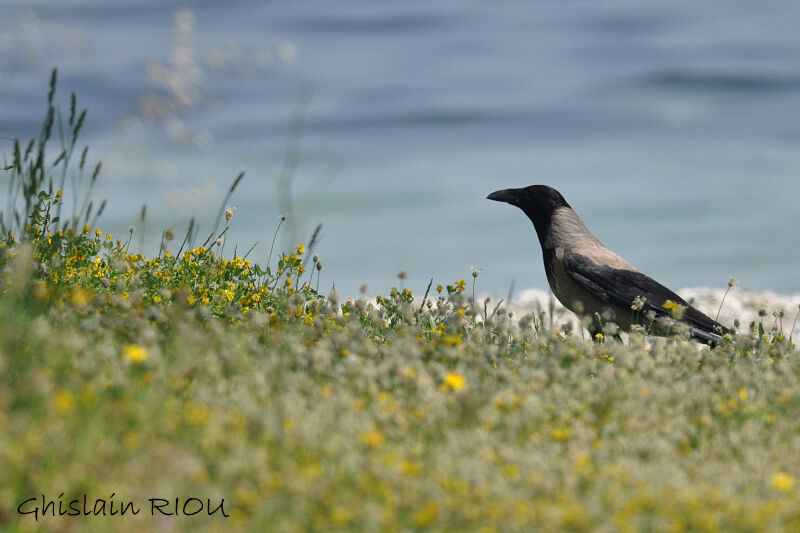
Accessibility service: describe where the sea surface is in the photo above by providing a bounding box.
[2,1,800,297]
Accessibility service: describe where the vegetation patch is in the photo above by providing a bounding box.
[2,71,800,532]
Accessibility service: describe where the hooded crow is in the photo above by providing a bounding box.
[487,185,730,345]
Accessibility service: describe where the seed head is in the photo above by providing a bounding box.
[728,277,737,288]
[398,271,407,280]
[631,295,647,312]
[316,260,323,271]
[129,225,135,234]
[225,206,235,221]
[472,269,480,278]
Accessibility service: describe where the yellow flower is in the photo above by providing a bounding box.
[188,404,211,425]
[122,344,149,364]
[503,463,519,480]
[413,501,439,526]
[661,300,685,319]
[401,460,422,476]
[455,279,467,293]
[360,430,385,449]
[94,229,102,237]
[285,278,293,288]
[443,372,466,391]
[441,334,463,347]
[70,288,90,307]
[573,451,592,474]
[330,507,352,526]
[771,472,796,492]
[52,390,74,414]
[551,428,572,440]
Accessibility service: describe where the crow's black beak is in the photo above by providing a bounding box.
[487,188,519,205]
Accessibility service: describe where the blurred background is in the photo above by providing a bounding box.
[2,0,800,297]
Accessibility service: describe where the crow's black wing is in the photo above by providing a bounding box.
[562,251,729,340]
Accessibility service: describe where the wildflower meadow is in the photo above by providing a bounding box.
[3,72,800,532]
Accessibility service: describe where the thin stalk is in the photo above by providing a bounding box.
[715,283,734,322]
[176,217,195,258]
[788,307,800,344]
[203,171,244,248]
[267,217,285,270]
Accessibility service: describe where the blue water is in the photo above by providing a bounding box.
[2,1,800,296]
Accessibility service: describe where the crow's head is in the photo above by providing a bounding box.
[487,185,572,245]
[488,184,570,215]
